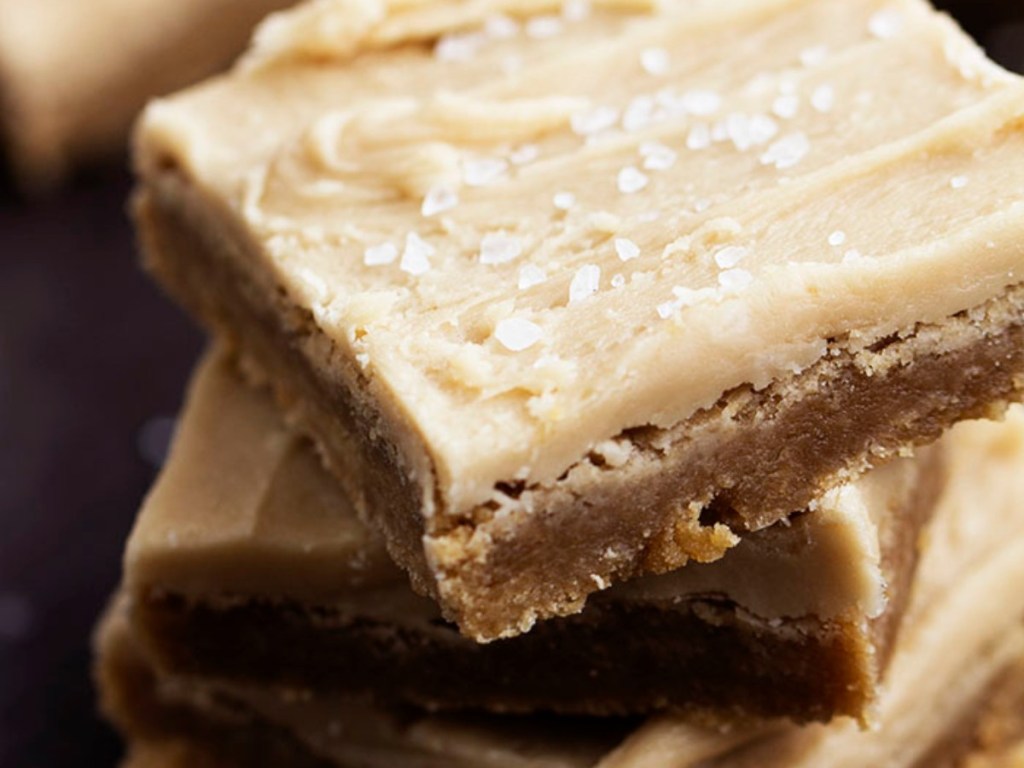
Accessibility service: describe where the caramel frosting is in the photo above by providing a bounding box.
[125,351,908,624]
[136,0,1024,515]
[108,407,1024,768]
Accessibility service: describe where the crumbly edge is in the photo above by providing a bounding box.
[136,169,1024,641]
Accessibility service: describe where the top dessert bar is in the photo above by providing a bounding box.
[135,0,1024,640]
[0,0,292,188]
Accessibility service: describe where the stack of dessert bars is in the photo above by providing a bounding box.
[96,0,1024,765]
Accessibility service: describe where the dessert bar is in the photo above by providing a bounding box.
[135,0,1024,638]
[0,0,291,187]
[127,352,937,722]
[97,410,1024,765]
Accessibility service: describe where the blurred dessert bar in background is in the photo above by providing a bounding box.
[0,0,293,188]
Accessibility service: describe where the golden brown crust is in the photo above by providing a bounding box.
[137,173,1024,640]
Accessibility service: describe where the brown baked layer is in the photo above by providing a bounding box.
[131,437,937,723]
[98,598,1024,768]
[135,593,870,723]
[137,171,1024,640]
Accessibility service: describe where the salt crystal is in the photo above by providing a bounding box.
[686,123,712,150]
[718,268,754,292]
[615,237,640,262]
[640,141,677,171]
[617,166,649,194]
[799,45,829,67]
[714,245,748,269]
[526,15,563,39]
[494,318,543,351]
[479,232,523,265]
[485,14,519,39]
[760,132,810,170]
[569,264,601,303]
[553,191,576,210]
[828,230,847,247]
[772,93,800,120]
[435,32,484,62]
[421,185,458,217]
[641,47,670,76]
[811,84,835,113]
[611,274,626,288]
[400,232,434,275]
[509,144,540,165]
[869,8,904,39]
[364,242,398,266]
[562,0,591,21]
[749,114,779,146]
[843,249,864,263]
[622,95,656,132]
[463,157,509,187]
[683,89,722,116]
[571,105,619,136]
[950,175,969,190]
[518,264,547,289]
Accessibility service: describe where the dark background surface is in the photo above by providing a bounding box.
[0,5,1021,767]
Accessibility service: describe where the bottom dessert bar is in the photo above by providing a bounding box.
[124,353,939,723]
[96,410,1024,766]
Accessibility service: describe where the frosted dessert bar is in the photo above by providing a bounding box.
[134,0,1024,639]
[125,352,937,723]
[97,410,1024,766]
[0,0,292,188]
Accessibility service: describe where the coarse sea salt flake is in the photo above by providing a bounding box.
[518,264,547,289]
[640,141,677,171]
[761,132,810,170]
[526,15,563,39]
[569,264,601,303]
[479,232,523,265]
[553,191,576,210]
[617,166,648,194]
[571,105,619,136]
[485,14,519,39]
[951,175,969,189]
[687,123,711,150]
[421,185,458,217]
[828,230,847,247]
[509,144,540,165]
[641,47,670,76]
[463,157,509,187]
[869,8,904,39]
[714,245,748,269]
[400,232,434,275]
[435,32,484,62]
[718,268,754,292]
[611,274,626,288]
[656,300,677,320]
[683,90,721,116]
[811,84,835,113]
[494,318,543,351]
[615,237,640,262]
[364,242,398,266]
[562,0,591,21]
[622,96,656,132]
[800,45,829,67]
[772,94,799,119]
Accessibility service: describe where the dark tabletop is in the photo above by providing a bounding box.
[0,5,1021,767]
